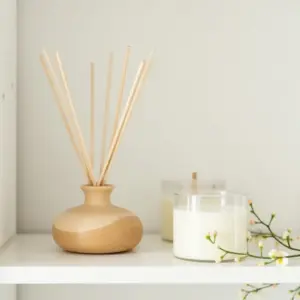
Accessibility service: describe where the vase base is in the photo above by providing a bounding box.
[52,216,143,254]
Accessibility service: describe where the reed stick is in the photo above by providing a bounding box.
[100,52,114,175]
[112,46,131,138]
[90,62,95,169]
[55,52,96,185]
[192,172,197,181]
[97,56,150,185]
[40,54,89,180]
[41,49,152,187]
[191,172,198,194]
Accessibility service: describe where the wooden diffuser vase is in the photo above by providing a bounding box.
[40,46,151,253]
[52,185,143,253]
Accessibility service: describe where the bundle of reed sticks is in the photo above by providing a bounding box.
[40,47,152,186]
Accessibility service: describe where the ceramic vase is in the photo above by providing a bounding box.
[52,184,143,254]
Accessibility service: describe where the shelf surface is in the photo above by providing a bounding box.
[0,234,299,284]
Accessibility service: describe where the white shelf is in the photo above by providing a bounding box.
[0,234,299,284]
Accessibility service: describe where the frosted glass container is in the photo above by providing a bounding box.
[173,185,248,262]
[160,180,181,241]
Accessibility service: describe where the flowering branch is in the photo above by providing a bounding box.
[289,285,300,300]
[206,200,300,265]
[241,283,279,300]
[250,230,289,242]
[248,202,300,252]
[204,200,300,298]
[241,284,300,300]
[206,232,299,264]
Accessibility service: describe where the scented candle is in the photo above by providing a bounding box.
[173,186,247,262]
[160,180,181,241]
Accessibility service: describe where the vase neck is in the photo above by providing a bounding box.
[81,185,113,207]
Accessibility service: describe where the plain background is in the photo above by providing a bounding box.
[0,0,16,248]
[17,0,300,233]
[16,0,300,299]
[0,286,16,300]
[16,284,296,300]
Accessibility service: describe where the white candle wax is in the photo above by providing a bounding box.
[173,204,247,261]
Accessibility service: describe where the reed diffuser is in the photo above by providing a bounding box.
[40,46,152,254]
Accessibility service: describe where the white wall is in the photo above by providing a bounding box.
[18,284,297,300]
[0,286,16,300]
[19,285,237,300]
[17,0,300,234]
[0,0,17,246]
[0,1,17,298]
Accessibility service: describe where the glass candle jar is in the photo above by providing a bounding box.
[160,180,182,241]
[173,183,248,262]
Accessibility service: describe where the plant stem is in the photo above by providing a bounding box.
[219,247,268,259]
[250,231,284,241]
[218,246,269,259]
[290,285,300,300]
[251,207,300,252]
[218,245,300,261]
[242,284,278,300]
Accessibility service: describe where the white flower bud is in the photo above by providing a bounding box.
[247,231,252,241]
[282,230,290,240]
[234,257,241,263]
